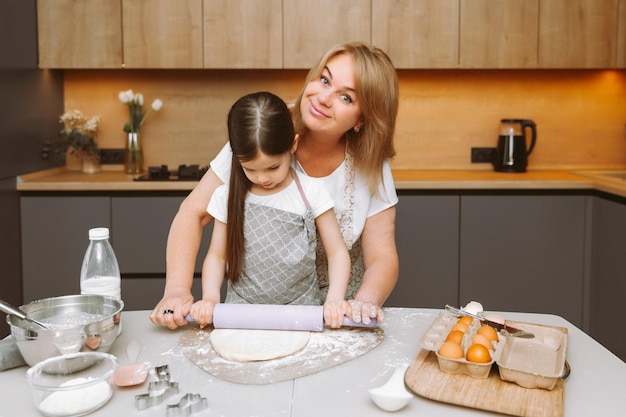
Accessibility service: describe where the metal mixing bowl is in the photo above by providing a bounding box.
[7,294,123,367]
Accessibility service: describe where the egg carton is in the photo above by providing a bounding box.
[420,312,502,379]
[495,321,568,390]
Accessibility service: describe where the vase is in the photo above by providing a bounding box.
[125,132,143,174]
[65,148,82,171]
[81,155,101,174]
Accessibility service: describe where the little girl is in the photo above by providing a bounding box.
[189,92,350,328]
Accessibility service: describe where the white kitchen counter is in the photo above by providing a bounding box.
[1,308,625,416]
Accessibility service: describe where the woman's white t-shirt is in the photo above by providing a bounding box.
[210,143,398,244]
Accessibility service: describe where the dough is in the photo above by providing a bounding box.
[210,329,310,362]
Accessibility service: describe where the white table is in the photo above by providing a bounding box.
[1,308,624,416]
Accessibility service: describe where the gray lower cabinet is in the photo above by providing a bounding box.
[390,194,460,308]
[459,195,589,328]
[21,196,111,302]
[111,196,212,310]
[21,194,212,311]
[590,195,626,361]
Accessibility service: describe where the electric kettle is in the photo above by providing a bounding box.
[493,119,537,173]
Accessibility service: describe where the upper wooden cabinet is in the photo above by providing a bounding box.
[538,0,620,68]
[618,0,626,67]
[203,0,282,69]
[37,0,122,68]
[459,0,538,69]
[123,0,203,69]
[283,0,371,69]
[372,0,459,69]
[37,0,625,69]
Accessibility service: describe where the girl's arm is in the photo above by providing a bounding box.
[150,168,222,329]
[351,206,399,324]
[315,209,351,328]
[189,219,228,329]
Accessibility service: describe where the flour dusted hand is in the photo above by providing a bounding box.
[324,299,348,329]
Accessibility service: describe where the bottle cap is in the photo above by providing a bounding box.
[88,227,110,240]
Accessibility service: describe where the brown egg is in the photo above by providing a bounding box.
[466,343,491,363]
[472,334,493,351]
[438,341,464,359]
[457,316,473,327]
[451,322,469,333]
[445,330,465,345]
[477,325,499,342]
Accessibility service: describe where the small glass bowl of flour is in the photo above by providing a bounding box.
[26,352,118,416]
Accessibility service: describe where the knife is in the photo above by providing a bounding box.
[444,305,534,338]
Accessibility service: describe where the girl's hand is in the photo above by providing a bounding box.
[189,300,218,329]
[346,300,384,325]
[150,289,194,329]
[323,299,348,329]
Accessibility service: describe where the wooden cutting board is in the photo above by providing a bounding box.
[405,349,564,417]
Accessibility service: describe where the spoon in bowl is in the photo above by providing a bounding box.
[0,299,53,330]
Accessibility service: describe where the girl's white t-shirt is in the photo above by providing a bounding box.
[210,143,398,243]
[208,174,334,223]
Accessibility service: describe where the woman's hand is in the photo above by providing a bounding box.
[346,300,384,324]
[323,299,348,329]
[189,299,218,329]
[150,288,194,329]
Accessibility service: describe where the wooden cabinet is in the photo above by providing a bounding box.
[538,0,620,68]
[38,0,625,69]
[283,0,370,69]
[390,194,460,308]
[590,195,626,361]
[459,195,588,328]
[203,0,282,68]
[21,196,111,301]
[619,0,626,67]
[122,0,203,69]
[372,0,459,69]
[37,0,122,68]
[459,0,538,69]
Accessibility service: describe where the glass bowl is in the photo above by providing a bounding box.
[25,352,118,417]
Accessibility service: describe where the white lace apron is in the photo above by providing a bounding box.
[316,152,365,300]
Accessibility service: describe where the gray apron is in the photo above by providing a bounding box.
[225,170,320,305]
[316,152,365,300]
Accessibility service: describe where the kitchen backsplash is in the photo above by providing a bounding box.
[63,69,626,171]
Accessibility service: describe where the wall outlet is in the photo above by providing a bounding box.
[471,147,496,163]
[100,149,125,164]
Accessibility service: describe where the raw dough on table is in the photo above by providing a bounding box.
[210,328,311,362]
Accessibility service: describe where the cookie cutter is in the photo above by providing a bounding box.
[166,393,209,417]
[135,365,180,410]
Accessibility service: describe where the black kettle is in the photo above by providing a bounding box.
[493,119,537,173]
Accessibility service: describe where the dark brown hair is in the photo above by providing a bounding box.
[226,92,295,282]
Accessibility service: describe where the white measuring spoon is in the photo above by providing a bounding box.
[368,365,413,411]
[113,340,150,386]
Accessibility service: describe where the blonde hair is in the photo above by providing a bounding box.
[292,42,399,196]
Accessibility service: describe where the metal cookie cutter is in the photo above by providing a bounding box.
[135,365,180,410]
[166,393,209,417]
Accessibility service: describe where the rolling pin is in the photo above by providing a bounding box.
[186,303,377,332]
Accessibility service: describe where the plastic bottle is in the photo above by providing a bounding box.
[80,227,121,300]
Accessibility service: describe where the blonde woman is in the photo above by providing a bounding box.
[152,42,399,329]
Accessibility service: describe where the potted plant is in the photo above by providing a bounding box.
[43,110,101,173]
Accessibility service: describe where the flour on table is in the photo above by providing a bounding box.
[210,329,310,362]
